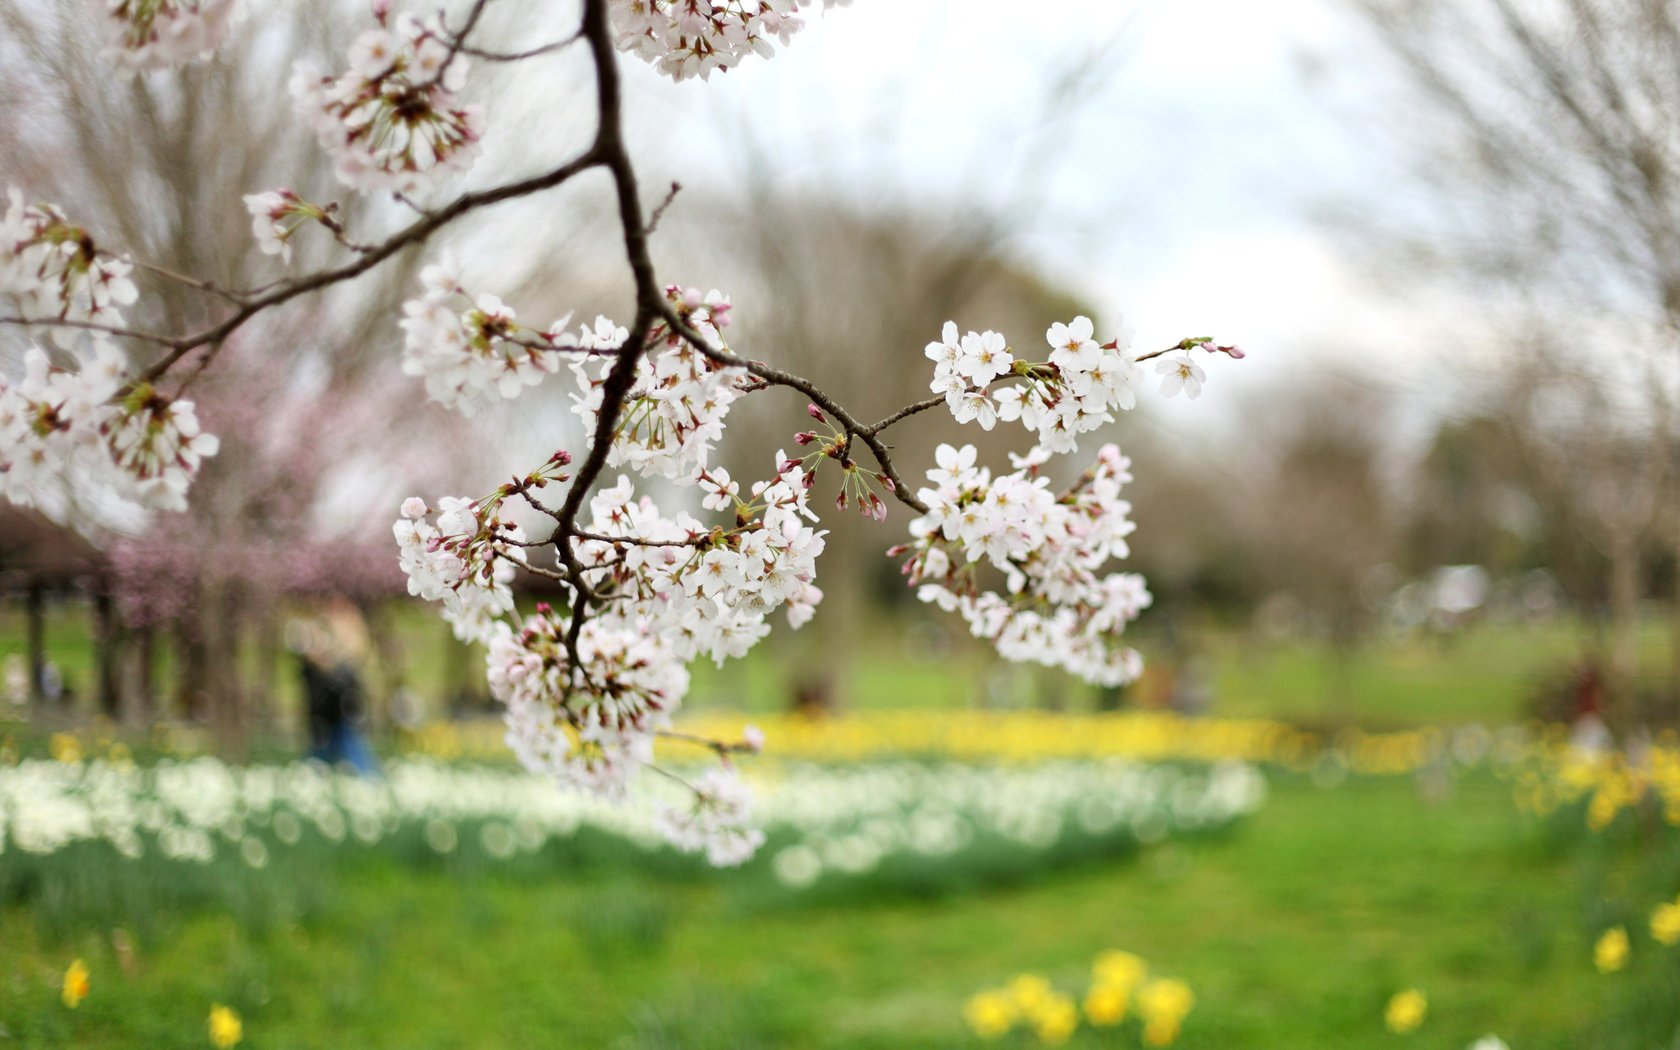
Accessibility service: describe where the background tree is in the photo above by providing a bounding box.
[1335,0,1680,704]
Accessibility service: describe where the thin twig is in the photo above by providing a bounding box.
[644,181,682,237]
[457,31,583,62]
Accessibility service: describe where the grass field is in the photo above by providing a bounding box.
[4,771,1672,1048]
[4,599,1678,1047]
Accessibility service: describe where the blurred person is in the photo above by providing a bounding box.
[288,597,378,775]
[3,653,27,708]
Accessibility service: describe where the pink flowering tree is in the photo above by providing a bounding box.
[0,0,1240,866]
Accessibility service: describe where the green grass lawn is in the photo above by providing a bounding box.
[4,772,1668,1048]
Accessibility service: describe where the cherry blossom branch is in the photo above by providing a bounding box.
[571,530,709,547]
[131,260,250,305]
[0,315,176,346]
[649,301,933,514]
[657,728,762,757]
[645,181,683,236]
[545,0,658,683]
[455,31,584,62]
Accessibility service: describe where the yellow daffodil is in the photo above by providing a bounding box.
[962,990,1016,1039]
[1033,993,1079,1046]
[1138,977,1195,1024]
[1385,989,1426,1033]
[62,959,89,1008]
[1651,902,1680,946]
[1143,1016,1183,1046]
[1008,973,1054,1019]
[1083,982,1130,1026]
[1092,949,1147,991]
[1595,926,1629,973]
[49,733,82,764]
[208,1003,243,1048]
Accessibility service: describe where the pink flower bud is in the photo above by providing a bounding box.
[835,491,848,511]
[794,431,817,446]
[742,724,765,753]
[806,403,825,423]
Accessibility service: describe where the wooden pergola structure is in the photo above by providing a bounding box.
[0,508,120,716]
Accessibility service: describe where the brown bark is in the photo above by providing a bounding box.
[132,624,155,725]
[93,574,121,720]
[1606,528,1642,721]
[24,579,45,711]
[175,617,209,724]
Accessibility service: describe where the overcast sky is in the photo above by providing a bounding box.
[604,0,1458,445]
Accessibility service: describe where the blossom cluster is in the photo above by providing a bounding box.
[929,316,1245,453]
[290,13,483,194]
[472,459,823,833]
[569,285,751,480]
[609,0,851,81]
[0,189,219,521]
[98,0,239,73]
[393,267,833,861]
[571,463,826,651]
[656,766,765,866]
[398,254,587,415]
[241,189,350,264]
[0,344,219,519]
[926,316,1142,453]
[393,491,536,644]
[900,442,1150,687]
[1,188,138,345]
[490,603,680,800]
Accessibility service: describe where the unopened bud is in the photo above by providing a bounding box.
[794,431,818,446]
[806,403,826,423]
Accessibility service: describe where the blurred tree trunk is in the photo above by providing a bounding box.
[24,579,45,711]
[93,574,122,720]
[1673,517,1680,701]
[208,584,246,753]
[252,611,281,737]
[1607,527,1641,716]
[175,618,209,724]
[131,624,155,726]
